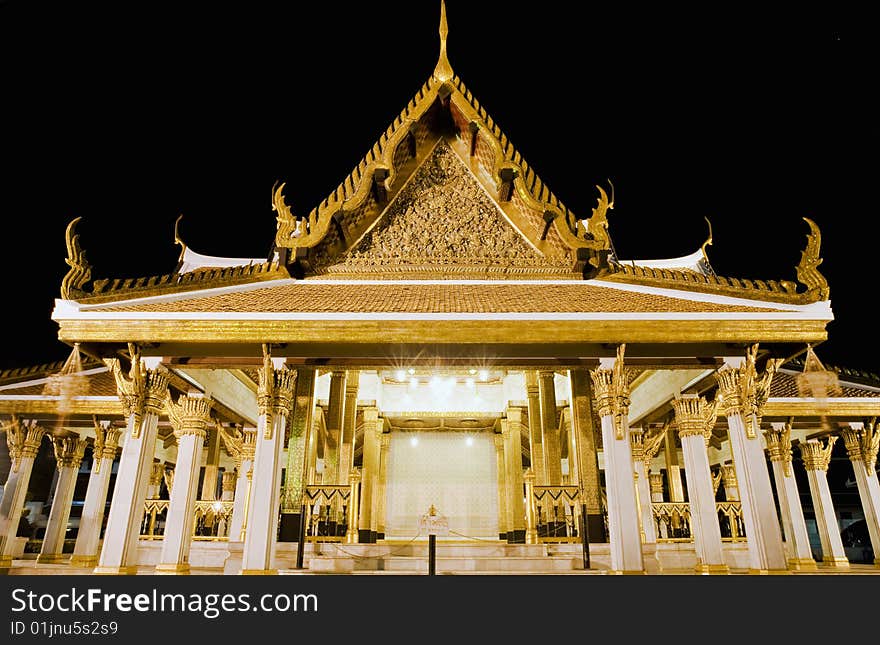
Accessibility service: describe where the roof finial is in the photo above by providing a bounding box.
[433,0,453,82]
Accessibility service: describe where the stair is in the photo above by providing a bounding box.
[286,541,605,575]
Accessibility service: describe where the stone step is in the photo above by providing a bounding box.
[308,554,582,573]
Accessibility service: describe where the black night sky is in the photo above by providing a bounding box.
[0,2,876,372]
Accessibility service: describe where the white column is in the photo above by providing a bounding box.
[716,359,787,572]
[673,395,727,574]
[841,425,880,565]
[0,419,47,567]
[95,357,169,575]
[591,351,643,573]
[764,423,816,570]
[37,435,88,563]
[629,429,657,544]
[70,424,122,567]
[228,427,256,543]
[156,394,213,574]
[800,437,849,568]
[241,354,295,575]
[504,408,526,543]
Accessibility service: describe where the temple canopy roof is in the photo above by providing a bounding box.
[52,2,833,358]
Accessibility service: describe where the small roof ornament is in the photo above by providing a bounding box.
[432,0,454,82]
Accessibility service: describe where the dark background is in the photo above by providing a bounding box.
[1,1,876,372]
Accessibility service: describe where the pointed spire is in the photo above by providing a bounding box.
[433,0,454,82]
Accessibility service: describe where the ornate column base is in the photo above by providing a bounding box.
[787,558,818,571]
[821,557,850,568]
[0,555,13,568]
[69,555,98,568]
[155,563,191,575]
[35,553,67,564]
[525,529,538,545]
[241,568,278,575]
[694,563,729,575]
[93,565,139,575]
[874,558,880,566]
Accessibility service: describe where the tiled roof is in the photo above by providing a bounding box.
[0,369,117,397]
[769,371,880,398]
[91,282,783,314]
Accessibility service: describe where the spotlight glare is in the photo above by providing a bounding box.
[409,376,419,389]
[478,370,489,381]
[465,377,475,388]
[410,436,419,447]
[465,436,474,446]
[395,370,406,381]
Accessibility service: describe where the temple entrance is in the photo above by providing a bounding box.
[383,425,499,540]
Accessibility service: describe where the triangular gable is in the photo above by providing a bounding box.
[311,140,573,278]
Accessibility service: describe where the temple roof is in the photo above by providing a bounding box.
[55,2,831,312]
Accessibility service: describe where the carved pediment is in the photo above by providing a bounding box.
[312,140,573,278]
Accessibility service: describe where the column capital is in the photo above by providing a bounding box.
[523,468,536,484]
[524,370,539,396]
[649,472,664,495]
[720,464,737,486]
[629,427,645,461]
[714,345,781,438]
[349,467,361,483]
[105,344,170,433]
[799,436,837,472]
[380,432,391,449]
[764,424,793,476]
[590,344,632,438]
[92,419,122,467]
[841,423,879,471]
[149,461,165,488]
[2,417,47,472]
[493,433,504,449]
[222,471,237,493]
[672,394,718,444]
[167,394,214,438]
[256,346,296,430]
[52,434,88,470]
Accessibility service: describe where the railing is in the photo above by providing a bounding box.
[653,501,747,543]
[139,499,234,541]
[533,486,581,542]
[303,485,351,541]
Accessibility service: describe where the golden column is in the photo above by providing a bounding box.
[96,349,169,575]
[672,395,728,574]
[377,432,390,539]
[358,407,382,543]
[523,469,538,544]
[280,368,316,542]
[324,371,346,534]
[524,371,546,485]
[221,471,237,501]
[568,369,604,543]
[764,423,817,570]
[538,370,562,531]
[504,407,526,543]
[338,370,360,485]
[715,351,787,573]
[799,437,849,568]
[346,468,361,544]
[840,424,880,565]
[0,418,47,568]
[663,431,685,503]
[71,422,122,567]
[494,432,509,540]
[591,347,643,573]
[241,348,295,575]
[156,393,214,575]
[37,434,88,564]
